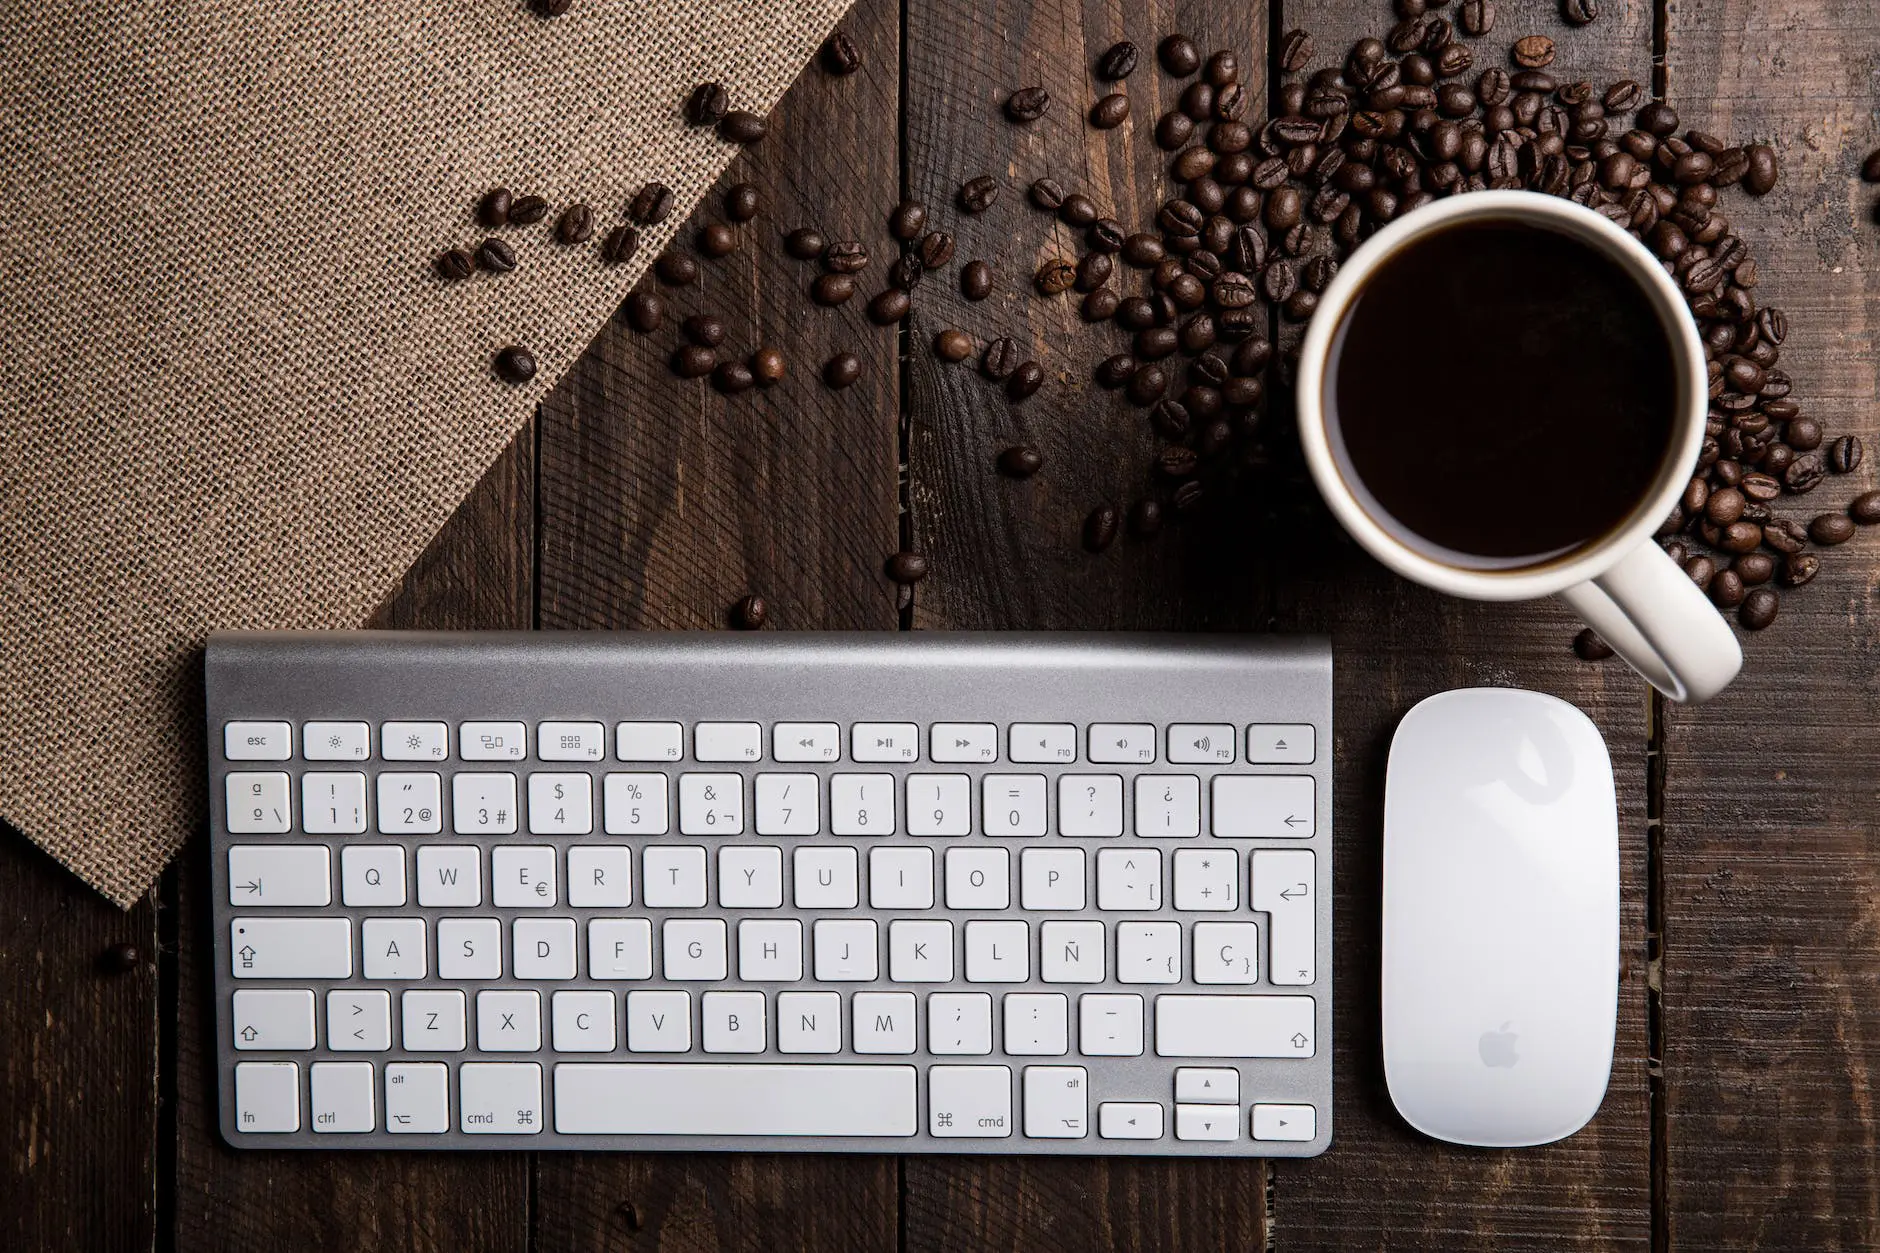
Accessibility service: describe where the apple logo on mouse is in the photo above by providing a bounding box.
[1478,1022,1520,1068]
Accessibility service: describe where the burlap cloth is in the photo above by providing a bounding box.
[0,0,851,906]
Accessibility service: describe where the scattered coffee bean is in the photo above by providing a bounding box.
[823,352,861,389]
[998,445,1045,478]
[1157,111,1197,149]
[1172,480,1204,512]
[785,227,827,259]
[1709,568,1745,608]
[671,344,715,378]
[732,594,768,629]
[1092,93,1131,129]
[714,360,756,393]
[935,329,974,362]
[820,241,867,275]
[1129,498,1165,537]
[1089,218,1127,252]
[1859,148,1880,182]
[478,187,512,229]
[493,345,536,383]
[1852,491,1880,525]
[1099,41,1140,80]
[682,314,725,348]
[1560,0,1599,25]
[1828,435,1864,473]
[1809,512,1856,545]
[982,336,1020,379]
[1158,34,1201,76]
[1780,553,1820,587]
[1007,361,1046,400]
[622,290,663,332]
[889,200,927,240]
[555,203,595,245]
[1007,87,1051,123]
[917,231,956,270]
[475,238,517,273]
[822,29,862,75]
[1573,628,1614,660]
[699,223,738,258]
[959,175,1000,214]
[685,82,729,126]
[1763,519,1808,554]
[1685,555,1717,590]
[751,347,786,385]
[812,272,856,305]
[1737,586,1779,630]
[1082,288,1120,321]
[1036,257,1077,295]
[1030,178,1067,211]
[1460,1,1496,36]
[1734,552,1776,585]
[889,254,924,290]
[1096,353,1136,388]
[719,111,768,144]
[868,288,911,323]
[506,194,547,225]
[435,247,475,281]
[1512,35,1555,68]
[629,182,674,225]
[1741,144,1778,195]
[1060,193,1100,227]
[655,252,698,286]
[725,183,760,222]
[1084,503,1121,552]
[1280,29,1313,73]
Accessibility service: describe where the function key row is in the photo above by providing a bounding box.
[225,721,1317,768]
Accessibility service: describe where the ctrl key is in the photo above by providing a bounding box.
[929,1065,1012,1138]
[460,1062,543,1134]
[233,1061,300,1133]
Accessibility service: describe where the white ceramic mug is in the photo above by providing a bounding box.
[1297,190,1742,703]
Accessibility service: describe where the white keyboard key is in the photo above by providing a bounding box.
[402,989,467,1052]
[946,847,1010,909]
[1252,1103,1318,1142]
[1193,922,1262,984]
[1117,921,1182,984]
[964,920,1028,983]
[1168,723,1236,764]
[888,918,954,982]
[1096,848,1162,911]
[460,1063,543,1134]
[437,918,503,979]
[1247,724,1316,765]
[1211,775,1316,838]
[553,1064,917,1137]
[754,773,820,836]
[777,991,842,1053]
[1079,993,1145,1056]
[719,845,784,907]
[234,1061,300,1132]
[513,917,577,980]
[1089,723,1156,763]
[626,990,691,1052]
[228,844,331,907]
[852,722,919,762]
[1023,1065,1088,1138]
[1154,995,1318,1058]
[1040,920,1106,983]
[830,773,896,836]
[361,918,426,980]
[1004,993,1069,1056]
[415,846,480,907]
[931,722,998,763]
[774,722,841,762]
[567,846,632,907]
[983,775,1048,837]
[302,771,367,834]
[928,992,995,1055]
[231,988,316,1050]
[738,919,804,981]
[224,721,292,760]
[930,1065,1013,1137]
[812,918,878,981]
[1058,774,1124,837]
[663,918,728,980]
[1020,848,1085,910]
[304,720,370,761]
[589,919,653,980]
[385,1062,449,1133]
[527,772,593,835]
[230,917,351,979]
[476,990,543,1052]
[226,772,291,834]
[382,721,449,762]
[452,772,518,835]
[1010,723,1077,763]
[1176,1103,1239,1141]
[695,721,763,763]
[327,989,392,1051]
[341,844,405,907]
[376,771,442,835]
[906,773,972,837]
[854,991,918,1054]
[616,721,683,762]
[794,846,859,909]
[1174,848,1240,911]
[678,773,744,834]
[310,1062,375,1133]
[552,990,618,1052]
[1252,850,1317,985]
[642,846,708,907]
[870,846,935,909]
[602,772,669,835]
[491,845,557,907]
[1175,1067,1239,1103]
[538,721,606,762]
[461,721,527,761]
[1100,1101,1164,1140]
[1136,774,1201,838]
[703,991,768,1053]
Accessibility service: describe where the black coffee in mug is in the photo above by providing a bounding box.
[1324,219,1679,569]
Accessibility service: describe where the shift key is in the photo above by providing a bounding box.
[1155,995,1316,1058]
[230,917,352,979]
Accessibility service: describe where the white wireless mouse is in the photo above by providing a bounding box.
[1382,687,1619,1148]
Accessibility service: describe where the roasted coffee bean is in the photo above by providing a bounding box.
[1284,289,1320,321]
[1217,307,1261,341]
[1226,224,1266,272]
[1853,490,1880,525]
[999,444,1045,478]
[1779,553,1820,588]
[1280,28,1313,73]
[1168,272,1207,309]
[629,182,675,225]
[1733,551,1776,585]
[751,347,786,386]
[1762,518,1807,553]
[962,174,1007,213]
[868,288,911,323]
[731,594,768,629]
[1092,93,1131,129]
[1784,419,1821,455]
[683,313,726,347]
[1742,144,1778,195]
[1136,326,1179,360]
[1709,568,1745,608]
[981,336,1020,379]
[1741,472,1782,503]
[1685,554,1717,589]
[1809,512,1856,545]
[1075,252,1113,292]
[1214,83,1249,123]
[888,254,924,291]
[1007,86,1051,122]
[1150,399,1192,439]
[1230,337,1272,377]
[1561,0,1599,25]
[1637,101,1679,136]
[1302,255,1340,293]
[1736,586,1778,630]
[1130,498,1165,537]
[1829,435,1864,473]
[1212,271,1257,310]
[1116,297,1157,332]
[888,199,927,239]
[1719,520,1762,553]
[1786,454,1825,492]
[1460,0,1495,35]
[822,29,862,74]
[1266,186,1304,230]
[1708,481,1747,524]
[1095,353,1136,388]
[1060,193,1100,227]
[473,238,517,276]
[1082,288,1120,321]
[1261,260,1299,304]
[1573,628,1613,660]
[1171,480,1204,512]
[699,223,738,258]
[1157,446,1201,480]
[819,240,868,275]
[1087,219,1127,254]
[656,252,699,286]
[785,227,827,259]
[621,291,664,333]
[492,345,536,383]
[724,183,760,222]
[1157,110,1197,149]
[1178,313,1217,354]
[823,352,861,389]
[685,82,730,126]
[961,259,994,301]
[906,233,953,274]
[713,361,755,394]
[555,203,595,245]
[599,220,643,266]
[1204,50,1239,87]
[811,272,856,305]
[671,344,715,379]
[1084,503,1121,552]
[1511,35,1555,68]
[1173,146,1217,181]
[1035,257,1077,296]
[1099,40,1140,80]
[931,329,974,363]
[1030,179,1068,212]
[435,247,475,281]
[884,551,930,585]
[507,196,546,228]
[1127,364,1170,404]
[478,187,512,229]
[719,110,768,143]
[1160,34,1202,75]
[1007,361,1045,400]
[1159,199,1204,237]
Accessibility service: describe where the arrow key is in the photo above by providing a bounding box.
[1251,1103,1317,1143]
[1098,1101,1165,1140]
[1175,1103,1240,1142]
[231,987,316,1051]
[327,989,392,1051]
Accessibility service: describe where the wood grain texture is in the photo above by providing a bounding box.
[1659,1,1880,1245]
[169,431,536,1252]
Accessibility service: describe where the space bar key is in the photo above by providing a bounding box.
[554,1064,918,1137]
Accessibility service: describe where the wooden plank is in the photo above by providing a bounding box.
[528,0,903,1247]
[0,832,158,1251]
[168,429,536,1251]
[1659,0,1880,1244]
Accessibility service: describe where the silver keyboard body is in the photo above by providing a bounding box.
[207,631,1333,1155]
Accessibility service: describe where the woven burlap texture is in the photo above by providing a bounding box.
[0,0,851,906]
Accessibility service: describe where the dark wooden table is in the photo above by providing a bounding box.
[6,0,1877,1247]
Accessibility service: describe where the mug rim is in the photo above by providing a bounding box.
[1295,190,1709,602]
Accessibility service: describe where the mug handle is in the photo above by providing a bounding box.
[1557,542,1743,703]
